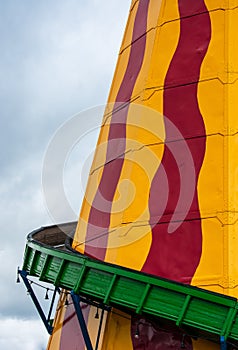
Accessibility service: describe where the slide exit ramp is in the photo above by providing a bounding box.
[18,224,238,349]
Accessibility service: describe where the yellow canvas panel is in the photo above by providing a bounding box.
[47,292,66,350]
[141,87,163,115]
[119,145,164,222]
[193,218,238,298]
[145,18,180,89]
[204,0,237,11]
[104,222,152,250]
[157,0,181,25]
[147,0,162,30]
[198,80,225,135]
[192,217,226,294]
[198,134,224,217]
[105,226,152,269]
[198,9,225,82]
[228,134,238,213]
[224,221,238,298]
[126,111,165,146]
[228,0,238,9]
[192,338,220,350]
[205,0,238,11]
[101,309,133,350]
[110,156,151,226]
[87,306,107,350]
[228,7,238,81]
[130,0,138,9]
[227,79,238,133]
[199,8,227,98]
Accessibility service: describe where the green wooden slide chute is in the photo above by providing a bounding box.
[21,224,238,347]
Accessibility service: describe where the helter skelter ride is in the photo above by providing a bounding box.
[18,1,238,349]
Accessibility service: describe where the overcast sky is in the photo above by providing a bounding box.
[0,1,131,349]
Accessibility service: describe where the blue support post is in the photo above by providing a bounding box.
[95,308,105,350]
[70,291,93,350]
[220,336,227,350]
[47,286,59,323]
[19,270,53,334]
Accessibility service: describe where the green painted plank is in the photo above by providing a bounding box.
[28,250,37,275]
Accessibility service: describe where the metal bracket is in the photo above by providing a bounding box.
[18,269,54,334]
